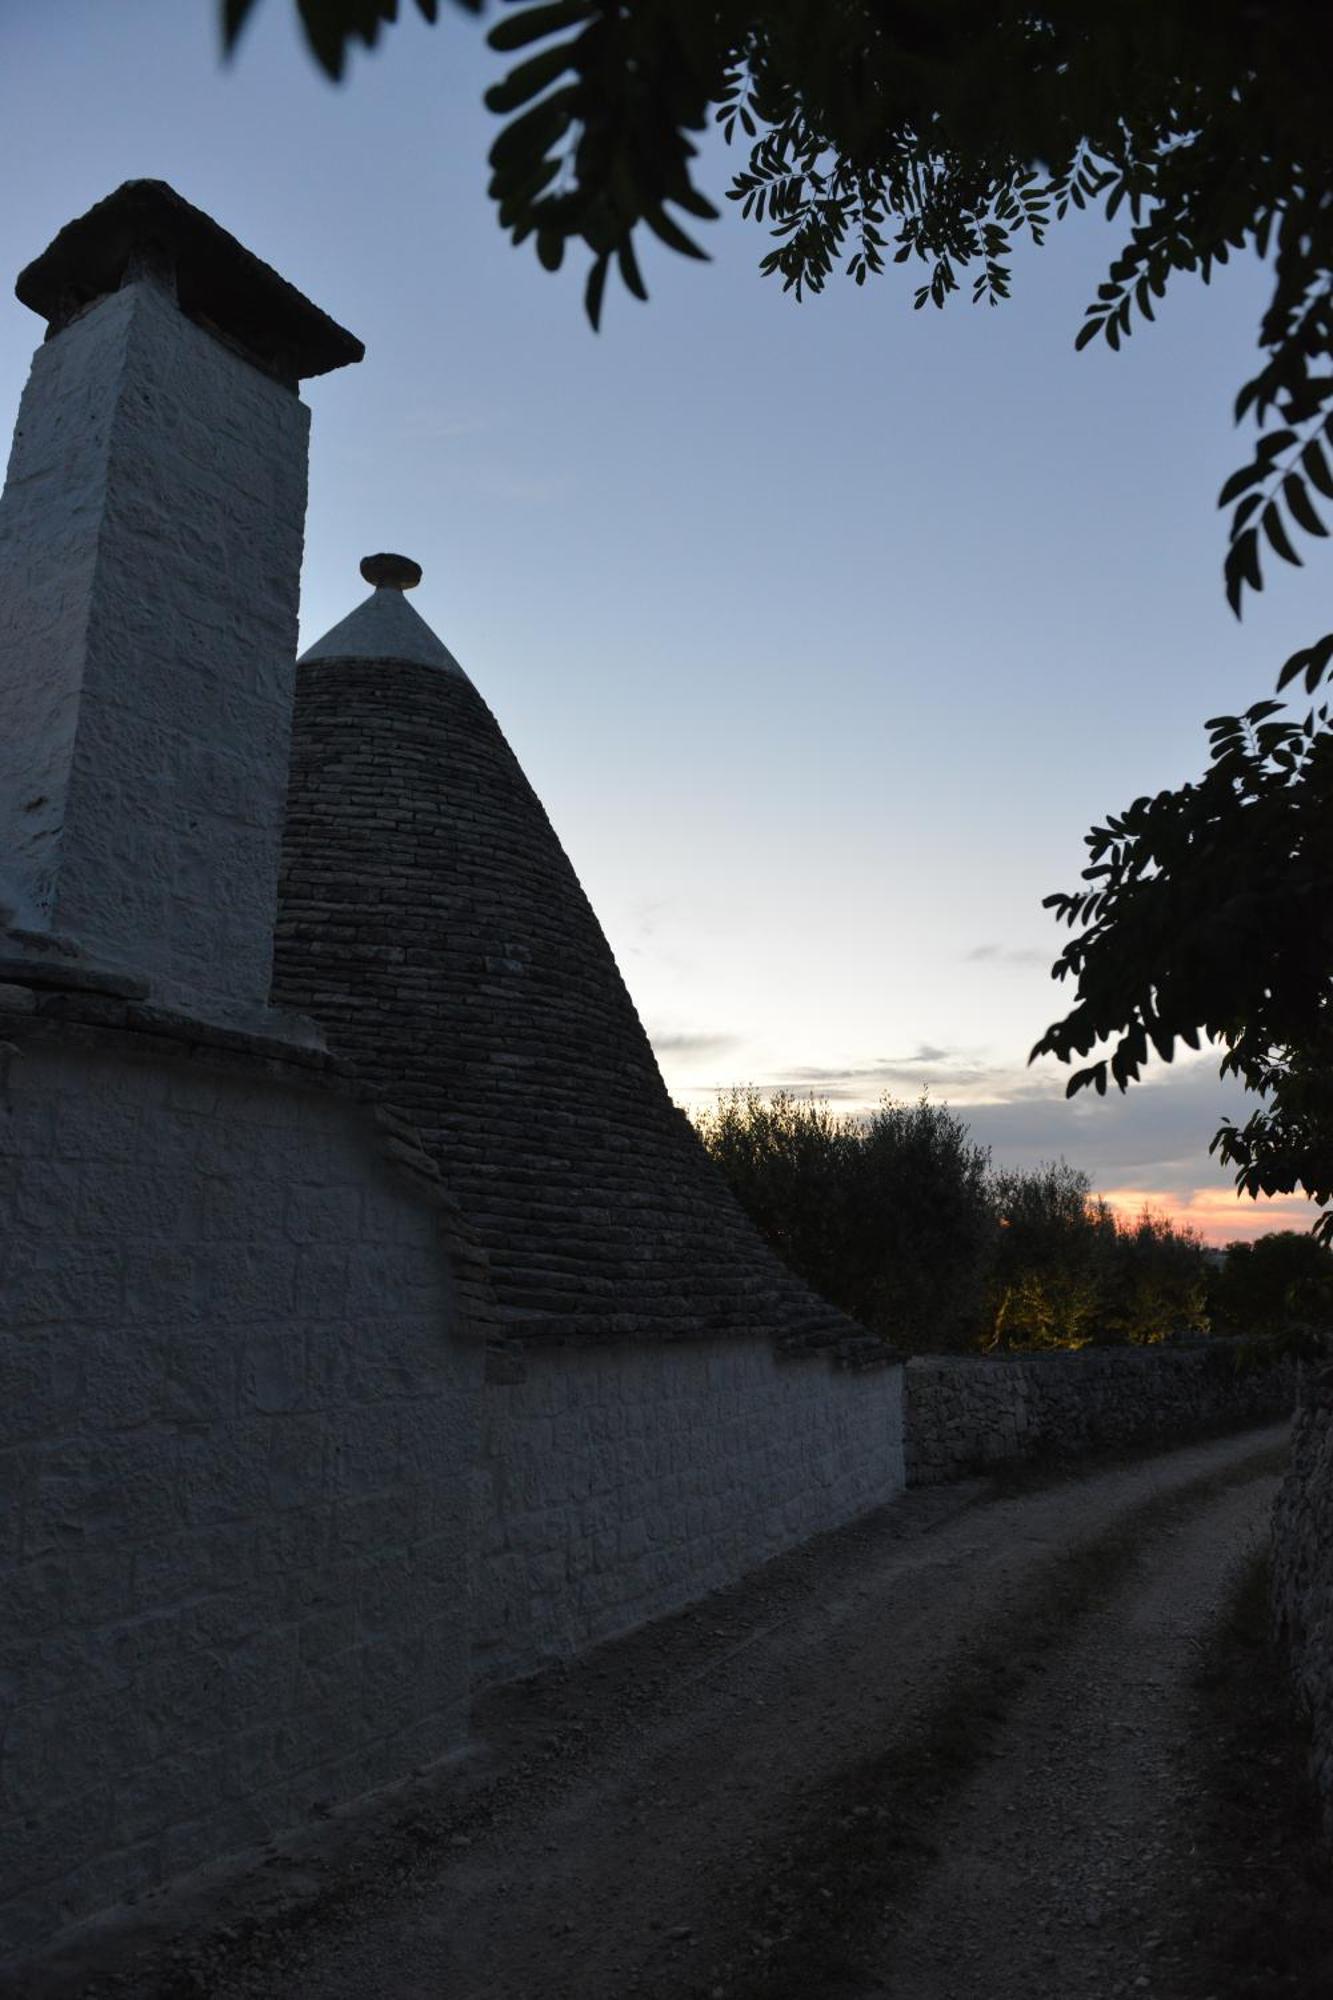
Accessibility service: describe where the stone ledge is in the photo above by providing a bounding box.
[775,1328,902,1372]
[833,1335,903,1373]
[17,179,363,384]
[0,999,352,1089]
[0,1002,496,1314]
[482,1320,902,1373]
[124,1001,342,1070]
[484,1340,529,1386]
[0,953,149,999]
[0,972,349,1073]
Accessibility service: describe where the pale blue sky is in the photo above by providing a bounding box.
[2,2,1322,1238]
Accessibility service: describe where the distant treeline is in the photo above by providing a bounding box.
[691,1089,1333,1354]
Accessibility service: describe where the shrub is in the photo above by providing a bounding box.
[986,1165,1208,1350]
[985,1162,1107,1350]
[1208,1231,1333,1337]
[692,1089,993,1350]
[1098,1205,1209,1346]
[694,1093,1213,1354]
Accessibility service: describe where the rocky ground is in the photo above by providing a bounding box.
[25,1419,1333,2000]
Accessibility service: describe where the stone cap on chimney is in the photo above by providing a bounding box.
[16,179,364,385]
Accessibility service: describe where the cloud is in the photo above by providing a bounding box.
[664,1040,1320,1240]
[626,898,671,940]
[966,943,1051,968]
[676,1050,1254,1168]
[615,898,701,976]
[666,1039,1324,1243]
[649,1030,742,1061]
[768,1047,993,1099]
[959,1056,1268,1192]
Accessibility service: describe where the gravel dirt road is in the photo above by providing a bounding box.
[44,1422,1293,2000]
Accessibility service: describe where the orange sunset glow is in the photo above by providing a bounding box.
[1097,1186,1320,1248]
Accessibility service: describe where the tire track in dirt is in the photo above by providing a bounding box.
[867,1464,1282,2000]
[696,1431,1288,2000]
[40,1424,1290,2000]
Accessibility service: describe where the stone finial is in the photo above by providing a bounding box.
[360,553,422,591]
[300,556,468,677]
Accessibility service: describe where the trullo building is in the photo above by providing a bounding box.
[0,181,904,1961]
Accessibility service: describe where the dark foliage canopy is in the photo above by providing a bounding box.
[693,1089,995,1349]
[228,4,1332,367]
[1208,1229,1333,1337]
[693,1093,1209,1351]
[227,0,1333,1237]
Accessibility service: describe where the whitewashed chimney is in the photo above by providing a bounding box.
[0,180,362,1027]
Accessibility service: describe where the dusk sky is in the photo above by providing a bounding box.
[2,2,1323,1243]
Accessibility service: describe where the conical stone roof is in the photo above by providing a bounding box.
[273,558,874,1353]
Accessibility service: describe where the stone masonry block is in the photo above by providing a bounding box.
[267,1415,329,1511]
[240,1330,307,1415]
[284,1182,363,1245]
[111,1745,223,1847]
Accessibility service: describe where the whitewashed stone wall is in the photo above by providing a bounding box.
[1271,1363,1333,1840]
[0,1029,482,1959]
[473,1341,905,1686]
[904,1341,1295,1486]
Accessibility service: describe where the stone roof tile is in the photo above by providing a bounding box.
[274,567,878,1356]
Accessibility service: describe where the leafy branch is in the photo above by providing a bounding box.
[228,0,1333,1235]
[1032,697,1333,1241]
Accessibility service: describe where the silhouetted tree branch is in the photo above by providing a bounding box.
[226,0,1333,1235]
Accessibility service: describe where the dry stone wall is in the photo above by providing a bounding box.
[0,1007,483,1960]
[474,1339,904,1685]
[904,1341,1295,1486]
[1270,1363,1333,1842]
